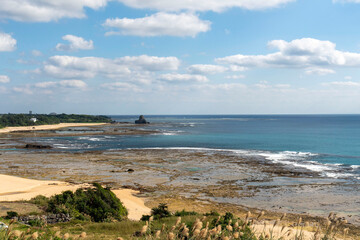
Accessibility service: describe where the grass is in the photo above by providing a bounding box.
[0,210,357,240]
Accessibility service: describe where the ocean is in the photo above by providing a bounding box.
[32,115,360,181]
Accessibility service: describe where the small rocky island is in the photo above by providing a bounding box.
[135,115,150,124]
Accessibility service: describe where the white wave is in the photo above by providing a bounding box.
[78,136,102,141]
[351,165,360,169]
[131,147,358,179]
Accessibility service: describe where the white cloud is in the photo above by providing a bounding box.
[35,80,87,89]
[56,35,94,51]
[103,12,211,37]
[31,50,42,56]
[0,33,16,52]
[323,81,360,87]
[229,65,247,72]
[305,68,336,75]
[36,55,180,79]
[344,76,352,80]
[225,75,245,79]
[187,64,227,74]
[217,38,360,69]
[158,73,209,83]
[116,0,294,12]
[13,86,33,94]
[0,0,107,22]
[101,82,144,92]
[0,75,10,83]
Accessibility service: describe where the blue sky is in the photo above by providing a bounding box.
[1,0,360,114]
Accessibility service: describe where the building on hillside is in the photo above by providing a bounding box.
[30,118,37,123]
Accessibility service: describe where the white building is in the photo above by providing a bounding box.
[30,118,37,123]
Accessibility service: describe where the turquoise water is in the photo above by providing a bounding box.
[32,115,360,180]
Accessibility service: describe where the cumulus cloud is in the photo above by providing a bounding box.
[0,0,107,22]
[103,12,211,37]
[101,82,144,92]
[36,55,180,79]
[0,33,16,52]
[56,35,94,51]
[323,81,360,87]
[217,38,360,70]
[225,75,245,79]
[158,73,209,83]
[187,64,227,74]
[0,75,10,83]
[34,80,88,89]
[31,50,42,57]
[116,0,294,12]
[305,68,336,75]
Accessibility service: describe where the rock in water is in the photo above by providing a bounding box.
[135,115,149,124]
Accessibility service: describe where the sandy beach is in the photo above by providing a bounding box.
[0,123,108,134]
[0,174,150,221]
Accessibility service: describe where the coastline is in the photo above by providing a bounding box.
[0,174,150,221]
[0,123,108,134]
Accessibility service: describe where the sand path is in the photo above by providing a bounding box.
[0,174,150,220]
[0,123,107,134]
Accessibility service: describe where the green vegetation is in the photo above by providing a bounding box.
[0,113,112,128]
[141,203,171,221]
[30,183,127,222]
[0,210,351,240]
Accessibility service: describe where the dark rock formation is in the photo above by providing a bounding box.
[17,213,71,225]
[135,115,149,124]
[25,144,52,149]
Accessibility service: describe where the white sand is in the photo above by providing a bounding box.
[0,174,150,221]
[0,123,107,134]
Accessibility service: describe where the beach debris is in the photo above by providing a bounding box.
[135,115,150,124]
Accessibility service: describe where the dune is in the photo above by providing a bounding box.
[0,174,150,221]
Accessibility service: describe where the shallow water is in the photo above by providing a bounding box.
[26,115,360,181]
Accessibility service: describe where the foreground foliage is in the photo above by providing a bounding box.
[0,206,353,240]
[30,183,127,222]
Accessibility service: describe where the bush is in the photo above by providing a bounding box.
[5,211,18,219]
[150,203,171,220]
[174,209,198,216]
[30,183,127,222]
[29,195,49,208]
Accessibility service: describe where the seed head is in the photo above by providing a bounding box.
[168,232,174,240]
[141,225,148,235]
[31,232,39,240]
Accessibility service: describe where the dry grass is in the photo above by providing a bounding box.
[0,210,358,240]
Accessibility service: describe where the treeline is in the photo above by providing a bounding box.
[0,113,112,128]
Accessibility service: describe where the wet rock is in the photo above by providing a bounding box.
[135,115,149,124]
[127,169,135,173]
[25,144,52,149]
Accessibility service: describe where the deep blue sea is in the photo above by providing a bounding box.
[34,115,360,181]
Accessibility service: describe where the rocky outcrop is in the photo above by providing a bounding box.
[25,144,52,149]
[17,213,71,225]
[135,115,149,124]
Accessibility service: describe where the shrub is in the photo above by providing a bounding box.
[174,209,198,216]
[31,183,127,222]
[5,211,18,219]
[150,203,171,220]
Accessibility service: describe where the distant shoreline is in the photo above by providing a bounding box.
[0,123,108,134]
